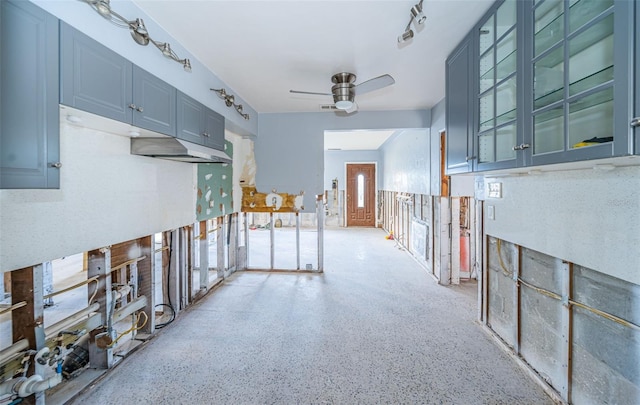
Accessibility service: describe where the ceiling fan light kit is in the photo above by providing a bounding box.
[81,0,192,72]
[398,0,426,44]
[290,72,395,114]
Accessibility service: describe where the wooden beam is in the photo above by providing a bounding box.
[87,248,114,369]
[138,235,155,333]
[11,265,45,405]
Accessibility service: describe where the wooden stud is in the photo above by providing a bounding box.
[87,248,113,370]
[138,235,155,334]
[199,220,208,291]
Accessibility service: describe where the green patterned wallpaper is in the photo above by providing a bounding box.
[196,140,233,220]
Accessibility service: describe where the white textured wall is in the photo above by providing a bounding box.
[0,122,196,272]
[482,166,640,285]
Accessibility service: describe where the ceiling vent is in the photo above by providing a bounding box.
[320,104,339,111]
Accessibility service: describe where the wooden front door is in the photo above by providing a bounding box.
[346,163,376,227]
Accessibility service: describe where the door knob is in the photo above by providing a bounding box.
[50,162,62,168]
[631,117,640,127]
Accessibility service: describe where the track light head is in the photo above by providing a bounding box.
[160,43,173,58]
[411,3,426,24]
[397,29,414,43]
[183,59,192,72]
[130,18,149,45]
[93,0,111,18]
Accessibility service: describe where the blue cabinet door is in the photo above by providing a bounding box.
[203,108,225,151]
[176,92,205,144]
[132,66,176,136]
[1,0,59,189]
[60,22,133,124]
[446,34,474,174]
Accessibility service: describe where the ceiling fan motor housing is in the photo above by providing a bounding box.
[331,72,356,106]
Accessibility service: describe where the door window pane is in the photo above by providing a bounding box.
[569,0,613,33]
[357,174,364,208]
[496,0,517,39]
[479,131,495,163]
[496,123,517,161]
[568,87,613,149]
[479,91,495,132]
[534,46,564,110]
[535,0,564,56]
[568,13,614,96]
[534,105,564,154]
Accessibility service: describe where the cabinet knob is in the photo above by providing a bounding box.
[202,132,210,137]
[631,117,640,128]
[50,162,62,169]
[136,106,144,113]
[512,143,531,151]
[465,156,476,162]
[128,103,137,110]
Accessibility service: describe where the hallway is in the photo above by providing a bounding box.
[70,228,552,404]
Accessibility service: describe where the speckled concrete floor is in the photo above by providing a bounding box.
[69,227,553,405]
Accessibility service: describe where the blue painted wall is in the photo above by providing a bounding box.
[324,150,382,191]
[32,0,257,137]
[257,110,429,211]
[380,129,431,195]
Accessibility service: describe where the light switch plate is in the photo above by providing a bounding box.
[487,205,495,220]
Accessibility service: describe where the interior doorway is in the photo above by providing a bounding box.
[346,163,376,227]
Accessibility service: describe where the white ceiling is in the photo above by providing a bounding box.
[133,0,494,114]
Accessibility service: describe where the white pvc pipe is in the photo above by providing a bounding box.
[17,373,63,397]
[0,377,25,396]
[0,339,28,365]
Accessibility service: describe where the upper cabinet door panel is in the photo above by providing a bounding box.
[446,35,473,174]
[635,0,640,155]
[132,66,176,136]
[203,108,225,151]
[176,92,204,144]
[60,23,132,123]
[1,0,59,189]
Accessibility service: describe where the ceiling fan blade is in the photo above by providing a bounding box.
[344,101,358,114]
[355,74,395,95]
[289,90,332,96]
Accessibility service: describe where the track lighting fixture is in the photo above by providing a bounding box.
[398,0,426,44]
[81,0,191,72]
[410,1,426,25]
[397,25,414,43]
[211,88,250,120]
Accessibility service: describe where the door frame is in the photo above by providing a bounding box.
[343,162,378,227]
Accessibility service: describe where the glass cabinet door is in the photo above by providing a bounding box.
[531,0,615,161]
[477,0,518,168]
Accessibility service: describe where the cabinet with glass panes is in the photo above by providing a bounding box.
[527,0,634,165]
[476,0,520,171]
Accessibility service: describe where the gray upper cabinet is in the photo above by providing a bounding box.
[203,108,225,151]
[177,91,225,150]
[525,0,633,165]
[177,92,205,144]
[446,32,474,174]
[446,0,637,174]
[475,0,521,171]
[1,0,60,189]
[60,23,176,136]
[132,66,176,136]
[60,22,133,124]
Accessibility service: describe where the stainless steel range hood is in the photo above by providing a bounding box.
[131,137,231,164]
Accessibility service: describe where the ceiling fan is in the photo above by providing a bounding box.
[289,72,395,113]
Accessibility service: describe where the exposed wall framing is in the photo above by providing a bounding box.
[485,236,640,404]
